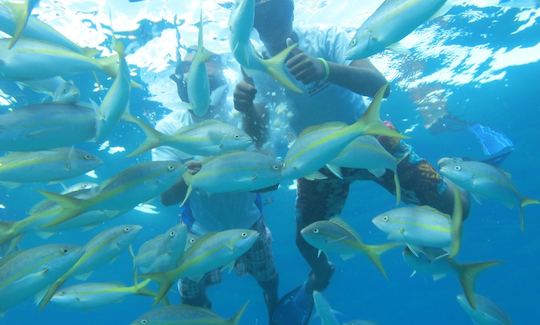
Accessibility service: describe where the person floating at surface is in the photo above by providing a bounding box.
[155,48,279,323]
[232,1,471,323]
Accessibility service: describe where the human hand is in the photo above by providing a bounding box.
[185,160,202,175]
[233,71,257,115]
[285,38,327,84]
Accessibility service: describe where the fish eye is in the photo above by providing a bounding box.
[62,248,69,254]
[83,154,93,160]
[272,164,280,170]
[241,232,248,238]
[189,238,196,243]
[123,226,131,233]
[382,216,389,223]
[169,231,176,237]
[167,165,176,171]
[58,291,65,296]
[234,134,240,140]
[140,320,148,325]
[312,228,320,234]
[454,165,462,171]
[349,38,357,47]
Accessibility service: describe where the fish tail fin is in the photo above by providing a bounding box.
[132,279,157,297]
[112,36,125,59]
[354,84,406,139]
[125,117,164,157]
[449,186,464,258]
[361,242,401,279]
[7,0,35,49]
[140,272,174,305]
[38,191,85,228]
[0,222,22,256]
[230,301,250,325]
[519,198,539,232]
[81,47,100,58]
[95,54,119,78]
[455,260,500,310]
[263,44,303,93]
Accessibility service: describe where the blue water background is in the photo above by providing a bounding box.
[1,3,539,325]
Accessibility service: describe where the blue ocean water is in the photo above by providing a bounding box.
[0,0,539,324]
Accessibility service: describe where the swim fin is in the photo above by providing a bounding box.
[271,283,314,325]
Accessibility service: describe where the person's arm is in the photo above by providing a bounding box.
[233,73,269,148]
[328,59,389,97]
[285,48,389,98]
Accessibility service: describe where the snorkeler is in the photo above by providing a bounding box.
[233,1,471,324]
[155,48,280,322]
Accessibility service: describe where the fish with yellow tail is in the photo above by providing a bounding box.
[126,117,253,157]
[186,9,211,117]
[372,186,464,258]
[37,161,185,228]
[345,0,453,60]
[37,225,142,309]
[0,244,84,316]
[0,0,40,49]
[180,151,282,206]
[457,293,512,324]
[229,0,302,93]
[0,38,118,81]
[95,35,131,143]
[131,302,249,325]
[49,280,156,309]
[439,157,539,231]
[403,247,500,310]
[282,84,406,180]
[301,217,400,279]
[133,223,188,274]
[329,135,404,204]
[140,229,258,304]
[0,1,97,55]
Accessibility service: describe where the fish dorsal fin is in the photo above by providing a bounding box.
[298,122,346,137]
[173,119,221,135]
[418,205,449,219]
[329,217,361,240]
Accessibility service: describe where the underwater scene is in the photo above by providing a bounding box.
[0,0,539,324]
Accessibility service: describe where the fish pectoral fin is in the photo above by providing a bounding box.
[368,168,386,178]
[326,236,348,244]
[74,272,93,281]
[471,193,484,205]
[34,288,48,306]
[303,171,328,181]
[326,164,343,179]
[0,182,21,189]
[339,253,355,261]
[409,270,417,278]
[432,273,447,281]
[317,249,323,258]
[387,42,410,55]
[36,231,55,240]
[406,245,421,257]
[221,261,235,274]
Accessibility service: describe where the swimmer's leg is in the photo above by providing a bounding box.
[295,176,349,292]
